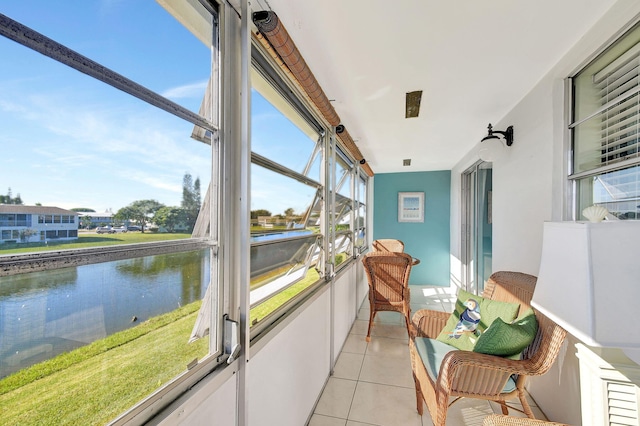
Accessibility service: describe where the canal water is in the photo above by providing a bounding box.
[0,250,209,379]
[0,231,315,379]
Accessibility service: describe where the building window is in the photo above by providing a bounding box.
[570,22,640,220]
[0,2,221,425]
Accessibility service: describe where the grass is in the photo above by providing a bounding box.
[0,233,348,423]
[250,268,321,325]
[249,252,349,325]
[0,301,208,426]
[0,232,191,255]
[0,267,328,424]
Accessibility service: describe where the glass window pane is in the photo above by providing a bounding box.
[573,95,640,174]
[249,58,326,331]
[250,234,321,325]
[573,24,640,124]
[251,165,317,221]
[0,250,209,424]
[572,21,640,220]
[576,165,640,219]
[356,176,367,250]
[251,88,320,179]
[1,1,212,115]
[0,35,211,243]
[0,4,220,424]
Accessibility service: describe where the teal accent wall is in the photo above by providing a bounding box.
[373,171,451,286]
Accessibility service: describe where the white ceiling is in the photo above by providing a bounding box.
[253,0,617,173]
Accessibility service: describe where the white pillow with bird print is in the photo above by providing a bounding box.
[435,289,520,351]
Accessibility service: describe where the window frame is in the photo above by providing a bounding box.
[248,37,330,339]
[247,34,366,339]
[0,2,226,424]
[569,19,640,220]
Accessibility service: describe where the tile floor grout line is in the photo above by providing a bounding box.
[344,339,368,424]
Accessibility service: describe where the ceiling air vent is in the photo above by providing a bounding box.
[405,90,422,118]
[403,159,411,166]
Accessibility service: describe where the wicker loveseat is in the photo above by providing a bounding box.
[409,271,567,426]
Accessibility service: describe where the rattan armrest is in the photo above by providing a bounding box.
[438,350,537,395]
[411,308,450,339]
[438,351,538,377]
[483,414,569,426]
[438,351,535,397]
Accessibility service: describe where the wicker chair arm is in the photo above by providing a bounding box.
[483,414,569,426]
[411,309,450,339]
[438,350,538,396]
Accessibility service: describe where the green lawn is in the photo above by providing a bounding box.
[0,232,347,424]
[0,302,208,426]
[0,232,191,255]
[0,269,326,424]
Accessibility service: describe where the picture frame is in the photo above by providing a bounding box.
[398,192,424,222]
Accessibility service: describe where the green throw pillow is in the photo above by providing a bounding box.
[436,289,520,351]
[473,308,538,359]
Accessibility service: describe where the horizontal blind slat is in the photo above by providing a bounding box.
[570,86,640,128]
[594,40,640,83]
[595,59,640,92]
[600,105,639,132]
[600,127,640,147]
[598,72,640,102]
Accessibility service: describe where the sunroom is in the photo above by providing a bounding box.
[1,1,639,425]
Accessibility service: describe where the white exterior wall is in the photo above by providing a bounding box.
[451,2,640,423]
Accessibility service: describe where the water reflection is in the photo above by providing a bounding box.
[0,250,209,379]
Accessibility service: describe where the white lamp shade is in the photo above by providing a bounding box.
[532,221,640,348]
[478,137,506,162]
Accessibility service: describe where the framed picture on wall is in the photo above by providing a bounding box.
[398,192,424,222]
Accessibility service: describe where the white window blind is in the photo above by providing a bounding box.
[571,23,640,220]
[589,41,640,167]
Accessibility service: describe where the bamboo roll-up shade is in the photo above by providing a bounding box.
[253,11,374,177]
[337,128,374,176]
[253,11,339,126]
[361,162,374,177]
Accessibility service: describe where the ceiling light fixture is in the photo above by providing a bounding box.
[478,123,514,162]
[405,91,422,118]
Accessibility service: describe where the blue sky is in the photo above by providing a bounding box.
[0,1,316,217]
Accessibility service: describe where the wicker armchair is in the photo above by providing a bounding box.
[362,251,413,342]
[409,271,568,426]
[372,238,405,253]
[483,414,570,426]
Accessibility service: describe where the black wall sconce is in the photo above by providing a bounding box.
[479,123,514,162]
[481,123,514,146]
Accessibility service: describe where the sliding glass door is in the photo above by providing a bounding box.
[461,161,493,295]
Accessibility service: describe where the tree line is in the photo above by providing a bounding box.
[112,174,201,233]
[250,207,297,219]
[0,188,22,205]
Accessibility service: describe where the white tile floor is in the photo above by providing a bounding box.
[308,287,549,426]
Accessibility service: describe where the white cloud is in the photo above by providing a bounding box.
[2,85,211,210]
[161,80,208,99]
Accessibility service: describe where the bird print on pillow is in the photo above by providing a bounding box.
[449,298,481,339]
